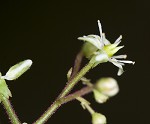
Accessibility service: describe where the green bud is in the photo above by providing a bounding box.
[95,77,119,97]
[82,42,98,59]
[93,90,108,103]
[92,112,107,124]
[4,60,32,80]
[0,74,12,102]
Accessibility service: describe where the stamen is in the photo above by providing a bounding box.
[112,55,127,59]
[97,20,103,39]
[114,35,122,44]
[117,60,135,64]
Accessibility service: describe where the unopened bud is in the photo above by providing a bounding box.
[93,90,108,103]
[95,77,119,97]
[92,112,106,124]
[67,68,72,79]
[4,60,32,80]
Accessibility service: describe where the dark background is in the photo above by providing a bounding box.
[0,0,149,124]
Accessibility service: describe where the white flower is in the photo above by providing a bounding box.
[78,20,135,76]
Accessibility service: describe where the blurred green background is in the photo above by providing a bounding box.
[0,0,149,124]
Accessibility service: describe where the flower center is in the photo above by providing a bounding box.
[103,44,122,57]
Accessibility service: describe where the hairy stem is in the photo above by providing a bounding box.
[0,94,21,124]
[34,61,94,124]
[33,86,93,124]
[33,102,61,124]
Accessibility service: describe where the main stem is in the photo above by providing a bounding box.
[0,95,21,124]
[34,61,94,124]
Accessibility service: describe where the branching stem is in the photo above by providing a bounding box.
[59,86,93,104]
[34,61,95,124]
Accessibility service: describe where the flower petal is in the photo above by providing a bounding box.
[88,35,101,40]
[88,35,104,48]
[109,58,124,76]
[78,36,103,49]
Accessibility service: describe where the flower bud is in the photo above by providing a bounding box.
[0,73,12,102]
[93,90,108,103]
[92,112,106,124]
[82,42,98,59]
[4,59,32,80]
[67,68,72,79]
[95,77,119,97]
